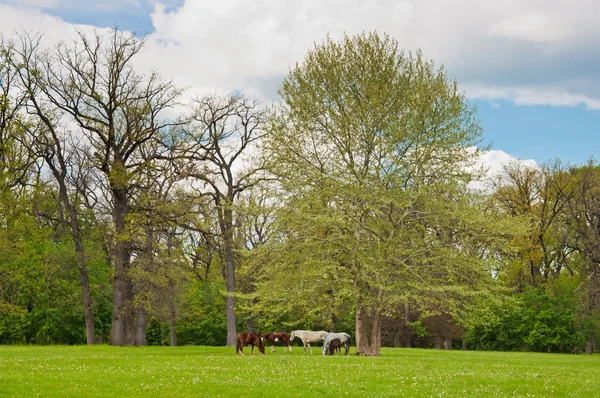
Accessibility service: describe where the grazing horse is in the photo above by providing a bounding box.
[322,332,351,355]
[328,338,342,355]
[289,330,328,354]
[261,332,293,353]
[235,332,265,355]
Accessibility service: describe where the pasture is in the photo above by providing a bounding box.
[0,345,598,397]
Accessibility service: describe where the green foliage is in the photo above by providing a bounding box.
[0,302,29,344]
[466,288,585,353]
[256,31,520,353]
[0,179,112,344]
[172,280,228,346]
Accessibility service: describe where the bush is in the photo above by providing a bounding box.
[0,302,29,344]
[466,288,585,353]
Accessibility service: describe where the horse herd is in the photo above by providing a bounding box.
[235,330,351,356]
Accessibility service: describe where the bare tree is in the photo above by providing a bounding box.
[5,33,100,343]
[178,93,267,345]
[0,37,36,192]
[14,29,181,345]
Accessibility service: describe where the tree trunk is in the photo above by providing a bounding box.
[135,306,147,346]
[135,226,152,346]
[169,314,177,347]
[247,316,254,334]
[365,309,382,356]
[355,296,367,354]
[70,213,95,345]
[124,279,136,345]
[221,206,237,346]
[110,188,131,346]
[110,270,125,346]
[586,334,596,354]
[56,173,95,345]
[355,294,382,356]
[78,249,95,346]
[404,302,412,348]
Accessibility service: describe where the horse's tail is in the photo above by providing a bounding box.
[235,336,241,354]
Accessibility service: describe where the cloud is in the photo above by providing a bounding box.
[1,0,599,109]
[464,84,600,110]
[471,149,539,191]
[142,0,600,105]
[2,0,150,11]
[4,0,59,7]
[488,12,566,43]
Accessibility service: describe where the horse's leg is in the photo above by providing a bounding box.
[250,344,254,355]
[270,340,275,353]
[307,342,312,354]
[239,343,245,356]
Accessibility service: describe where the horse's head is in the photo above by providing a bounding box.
[289,331,296,341]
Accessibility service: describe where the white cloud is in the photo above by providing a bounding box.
[471,149,539,191]
[488,12,565,43]
[3,0,149,11]
[1,0,600,108]
[464,84,600,110]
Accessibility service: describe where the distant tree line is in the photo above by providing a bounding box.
[0,30,597,355]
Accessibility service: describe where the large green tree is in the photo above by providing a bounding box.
[21,30,181,346]
[257,32,515,355]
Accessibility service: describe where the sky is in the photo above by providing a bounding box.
[1,0,598,171]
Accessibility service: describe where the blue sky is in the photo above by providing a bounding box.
[42,1,183,36]
[476,100,599,165]
[1,0,598,167]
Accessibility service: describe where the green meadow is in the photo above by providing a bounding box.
[0,346,598,397]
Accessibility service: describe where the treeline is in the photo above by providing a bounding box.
[0,30,598,354]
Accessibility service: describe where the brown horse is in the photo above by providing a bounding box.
[261,332,293,353]
[328,338,341,355]
[235,332,265,355]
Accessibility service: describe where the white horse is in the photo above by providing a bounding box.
[289,330,328,354]
[322,332,351,355]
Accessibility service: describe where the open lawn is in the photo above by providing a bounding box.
[0,345,598,397]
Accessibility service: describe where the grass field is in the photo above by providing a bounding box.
[0,345,598,397]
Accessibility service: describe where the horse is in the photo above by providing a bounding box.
[289,330,328,354]
[235,332,265,355]
[322,332,351,355]
[328,338,342,355]
[261,332,293,353]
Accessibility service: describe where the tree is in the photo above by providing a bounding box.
[128,150,192,346]
[563,162,600,353]
[0,37,36,195]
[177,93,267,346]
[17,29,181,345]
[7,32,101,344]
[492,160,575,288]
[258,32,514,355]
